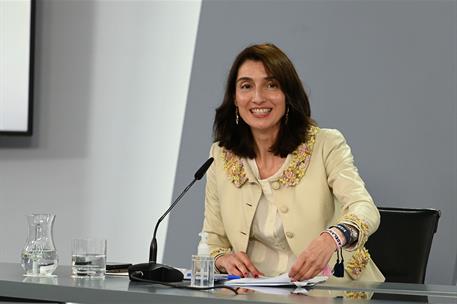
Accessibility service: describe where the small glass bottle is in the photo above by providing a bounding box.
[21,214,58,276]
[190,232,214,288]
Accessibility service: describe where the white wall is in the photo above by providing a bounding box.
[0,0,201,266]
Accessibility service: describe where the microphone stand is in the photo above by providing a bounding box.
[149,179,197,263]
[128,158,213,282]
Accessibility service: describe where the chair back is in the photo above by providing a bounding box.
[365,207,440,284]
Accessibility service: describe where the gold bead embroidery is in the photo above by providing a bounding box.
[222,126,319,188]
[344,291,369,299]
[210,247,231,259]
[346,247,371,279]
[221,149,248,187]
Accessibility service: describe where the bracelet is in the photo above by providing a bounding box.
[331,224,351,245]
[321,229,343,249]
[214,253,227,273]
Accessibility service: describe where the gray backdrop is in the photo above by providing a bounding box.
[164,0,457,284]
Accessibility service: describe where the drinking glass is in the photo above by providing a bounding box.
[71,238,107,279]
[190,255,214,288]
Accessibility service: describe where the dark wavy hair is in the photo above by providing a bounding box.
[213,43,315,158]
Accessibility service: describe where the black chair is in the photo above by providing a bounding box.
[365,207,440,302]
[365,207,441,284]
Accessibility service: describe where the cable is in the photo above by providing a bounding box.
[130,272,238,295]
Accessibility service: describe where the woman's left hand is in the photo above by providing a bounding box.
[288,233,337,281]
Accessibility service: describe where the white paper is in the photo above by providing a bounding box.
[293,276,328,287]
[224,273,328,287]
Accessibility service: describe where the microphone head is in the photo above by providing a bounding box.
[194,157,214,180]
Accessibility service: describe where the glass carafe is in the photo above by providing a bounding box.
[21,214,58,276]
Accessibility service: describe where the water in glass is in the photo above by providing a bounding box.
[72,253,106,278]
[21,214,58,277]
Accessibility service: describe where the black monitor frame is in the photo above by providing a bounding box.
[0,0,35,136]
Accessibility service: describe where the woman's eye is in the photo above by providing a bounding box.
[267,82,279,89]
[240,83,252,89]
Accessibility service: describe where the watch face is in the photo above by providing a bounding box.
[347,225,359,242]
[351,227,359,239]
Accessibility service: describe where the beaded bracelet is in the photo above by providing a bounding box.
[321,229,343,249]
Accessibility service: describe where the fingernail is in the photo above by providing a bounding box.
[254,274,259,278]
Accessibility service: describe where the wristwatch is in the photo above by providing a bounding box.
[346,224,359,245]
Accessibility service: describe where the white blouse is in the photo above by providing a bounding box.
[245,156,297,276]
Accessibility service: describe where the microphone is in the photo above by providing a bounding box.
[128,157,214,282]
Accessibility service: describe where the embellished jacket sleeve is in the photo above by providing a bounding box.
[202,144,232,261]
[322,129,380,251]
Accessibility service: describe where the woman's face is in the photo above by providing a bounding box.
[235,60,286,137]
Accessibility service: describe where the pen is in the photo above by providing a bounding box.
[213,274,241,280]
[226,275,241,280]
[185,272,241,280]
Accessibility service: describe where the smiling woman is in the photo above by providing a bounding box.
[0,0,35,135]
[202,43,385,285]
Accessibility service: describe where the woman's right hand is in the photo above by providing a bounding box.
[216,252,263,278]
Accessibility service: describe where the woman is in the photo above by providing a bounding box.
[202,43,384,283]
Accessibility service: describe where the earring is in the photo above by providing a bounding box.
[235,107,239,125]
[285,107,289,124]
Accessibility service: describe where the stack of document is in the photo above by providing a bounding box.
[224,273,328,287]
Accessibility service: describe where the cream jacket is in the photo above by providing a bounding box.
[203,127,385,283]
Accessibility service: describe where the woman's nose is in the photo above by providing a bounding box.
[252,88,265,103]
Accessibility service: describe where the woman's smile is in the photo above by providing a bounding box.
[250,107,272,117]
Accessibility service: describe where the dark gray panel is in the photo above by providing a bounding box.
[164,0,457,285]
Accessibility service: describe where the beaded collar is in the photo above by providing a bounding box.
[221,126,319,188]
